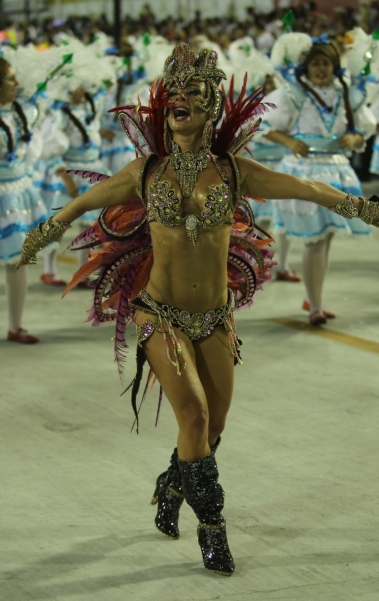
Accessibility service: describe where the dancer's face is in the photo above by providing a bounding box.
[263,74,276,95]
[0,66,18,105]
[166,80,210,137]
[307,53,334,88]
[70,86,86,105]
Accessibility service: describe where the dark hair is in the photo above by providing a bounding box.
[296,42,355,132]
[84,91,96,124]
[0,57,32,157]
[62,104,90,146]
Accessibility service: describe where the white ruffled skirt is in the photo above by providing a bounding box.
[0,170,49,264]
[272,154,370,242]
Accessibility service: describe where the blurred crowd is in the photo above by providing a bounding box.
[1,2,379,53]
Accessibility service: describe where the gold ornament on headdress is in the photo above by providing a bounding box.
[163,43,226,121]
[163,43,227,198]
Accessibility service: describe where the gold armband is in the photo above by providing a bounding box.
[329,193,359,219]
[358,195,379,227]
[21,216,71,265]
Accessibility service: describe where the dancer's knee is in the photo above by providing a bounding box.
[304,238,326,255]
[208,420,226,445]
[178,400,209,438]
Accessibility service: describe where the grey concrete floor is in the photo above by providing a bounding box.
[1,187,379,601]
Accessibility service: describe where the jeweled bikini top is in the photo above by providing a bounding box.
[142,153,237,244]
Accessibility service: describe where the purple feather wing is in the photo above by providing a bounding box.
[117,110,156,157]
[61,169,110,184]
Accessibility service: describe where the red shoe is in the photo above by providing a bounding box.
[309,311,327,327]
[302,300,335,319]
[7,328,40,343]
[41,273,67,286]
[276,269,301,282]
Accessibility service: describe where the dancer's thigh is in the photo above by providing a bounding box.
[135,311,208,429]
[193,326,235,434]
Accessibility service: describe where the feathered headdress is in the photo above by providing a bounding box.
[163,42,226,119]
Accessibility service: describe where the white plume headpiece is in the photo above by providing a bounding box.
[270,32,313,69]
[344,27,379,78]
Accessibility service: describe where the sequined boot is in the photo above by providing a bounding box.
[150,448,184,539]
[151,438,221,540]
[178,451,235,576]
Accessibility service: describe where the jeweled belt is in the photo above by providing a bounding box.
[133,289,235,341]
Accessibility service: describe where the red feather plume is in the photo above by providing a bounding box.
[212,75,275,156]
[109,79,169,158]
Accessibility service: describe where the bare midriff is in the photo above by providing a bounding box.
[142,157,233,312]
[146,221,231,313]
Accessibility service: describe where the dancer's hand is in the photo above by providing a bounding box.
[64,180,78,198]
[286,138,309,157]
[58,172,77,198]
[100,129,116,143]
[339,133,364,150]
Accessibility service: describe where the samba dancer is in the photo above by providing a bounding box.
[17,44,379,575]
[0,57,46,343]
[262,35,376,325]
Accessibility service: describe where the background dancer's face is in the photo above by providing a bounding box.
[306,53,334,88]
[70,86,86,105]
[263,74,276,96]
[0,65,18,105]
[166,80,210,138]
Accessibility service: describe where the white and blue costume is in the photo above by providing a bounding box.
[34,107,69,217]
[54,98,112,225]
[369,93,379,175]
[0,101,47,264]
[261,80,376,241]
[243,129,286,222]
[99,86,136,175]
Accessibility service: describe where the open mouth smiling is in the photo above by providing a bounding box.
[173,107,190,121]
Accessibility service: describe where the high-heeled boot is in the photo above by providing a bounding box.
[150,448,184,539]
[151,437,221,540]
[178,451,235,576]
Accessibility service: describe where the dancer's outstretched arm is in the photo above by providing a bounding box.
[237,156,362,210]
[16,157,146,268]
[50,157,146,224]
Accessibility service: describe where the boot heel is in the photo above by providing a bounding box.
[150,471,166,504]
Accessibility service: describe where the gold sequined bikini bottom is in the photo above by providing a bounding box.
[128,289,242,432]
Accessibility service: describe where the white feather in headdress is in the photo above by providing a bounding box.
[344,27,379,79]
[141,36,173,82]
[233,50,277,91]
[270,32,312,69]
[229,36,255,66]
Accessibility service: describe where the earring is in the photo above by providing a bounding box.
[202,119,214,149]
[164,118,172,154]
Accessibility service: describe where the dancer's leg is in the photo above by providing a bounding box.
[43,249,56,275]
[276,232,300,281]
[302,233,334,315]
[194,326,234,448]
[139,314,234,568]
[277,232,291,273]
[41,249,66,285]
[6,263,28,332]
[139,319,210,461]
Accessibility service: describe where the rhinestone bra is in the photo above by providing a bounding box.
[144,155,234,244]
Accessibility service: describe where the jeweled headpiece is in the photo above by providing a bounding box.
[163,43,226,120]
